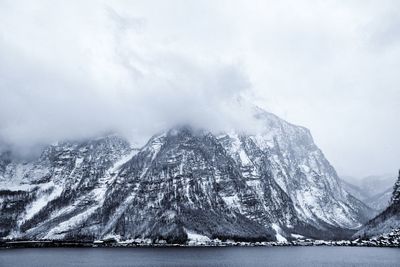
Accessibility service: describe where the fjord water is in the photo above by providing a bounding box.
[0,247,399,267]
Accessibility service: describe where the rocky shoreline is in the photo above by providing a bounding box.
[2,232,399,249]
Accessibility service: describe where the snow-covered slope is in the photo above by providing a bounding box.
[0,136,136,240]
[360,174,397,197]
[216,109,372,239]
[340,179,370,203]
[343,174,397,200]
[355,171,400,238]
[364,188,392,212]
[0,107,373,242]
[340,178,391,212]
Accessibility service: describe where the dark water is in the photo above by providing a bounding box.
[0,247,399,267]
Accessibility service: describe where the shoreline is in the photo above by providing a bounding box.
[1,239,399,249]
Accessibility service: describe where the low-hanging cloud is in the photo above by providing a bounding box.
[0,1,257,153]
[1,0,400,177]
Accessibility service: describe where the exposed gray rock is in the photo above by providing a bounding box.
[354,171,400,238]
[0,107,374,243]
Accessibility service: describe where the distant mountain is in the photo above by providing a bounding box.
[341,174,396,212]
[343,174,397,197]
[340,179,370,203]
[364,188,393,212]
[0,106,373,243]
[355,171,400,238]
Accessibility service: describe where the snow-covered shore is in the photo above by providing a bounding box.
[2,229,399,249]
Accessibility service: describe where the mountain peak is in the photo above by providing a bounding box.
[0,106,374,242]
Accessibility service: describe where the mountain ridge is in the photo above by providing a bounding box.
[354,171,400,238]
[0,107,373,243]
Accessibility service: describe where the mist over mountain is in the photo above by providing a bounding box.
[342,174,397,198]
[0,106,373,243]
[355,172,400,238]
[0,0,399,248]
[1,1,400,177]
[340,174,397,212]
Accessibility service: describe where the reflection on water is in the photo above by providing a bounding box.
[0,246,399,267]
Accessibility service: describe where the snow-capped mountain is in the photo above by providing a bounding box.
[340,179,370,203]
[354,171,400,238]
[364,188,393,212]
[341,174,397,212]
[357,174,397,197]
[0,107,373,243]
[340,178,391,212]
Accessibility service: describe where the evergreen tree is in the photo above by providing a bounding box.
[391,170,400,205]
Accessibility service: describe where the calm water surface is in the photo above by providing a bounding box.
[0,246,399,267]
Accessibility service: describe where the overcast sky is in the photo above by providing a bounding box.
[0,0,399,178]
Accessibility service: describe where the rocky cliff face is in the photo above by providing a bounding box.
[354,171,400,238]
[0,136,135,240]
[391,172,400,205]
[0,107,373,243]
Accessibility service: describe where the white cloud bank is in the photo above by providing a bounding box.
[0,0,399,177]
